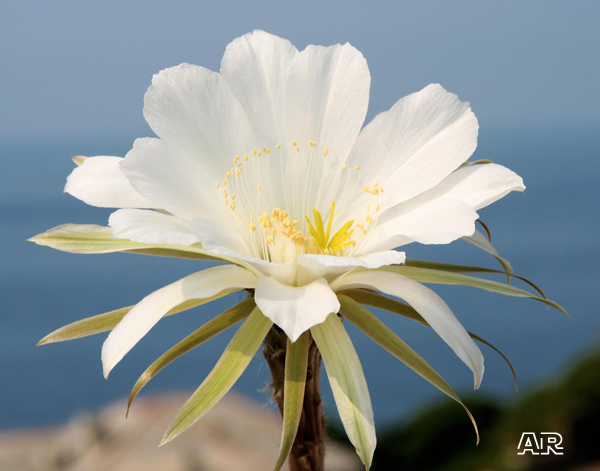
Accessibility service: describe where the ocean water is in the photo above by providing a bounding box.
[1,126,598,430]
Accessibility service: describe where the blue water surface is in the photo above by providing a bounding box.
[1,126,598,430]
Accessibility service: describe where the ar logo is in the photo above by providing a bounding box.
[517,432,564,455]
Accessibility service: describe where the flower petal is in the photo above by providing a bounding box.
[64,156,155,208]
[121,138,225,222]
[378,163,525,226]
[311,313,376,468]
[109,209,199,246]
[363,198,478,253]
[347,84,478,207]
[101,265,258,378]
[283,42,370,211]
[331,270,484,388]
[297,250,405,283]
[221,30,298,144]
[254,277,340,342]
[143,63,258,173]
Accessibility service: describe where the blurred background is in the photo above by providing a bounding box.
[1,1,599,470]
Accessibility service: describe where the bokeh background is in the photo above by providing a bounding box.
[1,1,599,469]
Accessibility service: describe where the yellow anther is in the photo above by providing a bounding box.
[354,166,360,170]
[225,171,230,178]
[244,154,248,161]
[367,204,371,212]
[237,214,242,220]
[253,150,257,155]
[258,185,262,192]
[236,170,242,177]
[216,183,220,189]
[374,182,379,188]
[251,213,254,220]
[292,141,297,146]
[366,215,374,224]
[235,155,239,160]
[324,147,329,156]
[223,190,228,198]
[275,144,281,149]
[363,186,370,193]
[376,204,380,211]
[295,146,300,152]
[223,179,227,187]
[266,237,274,244]
[231,194,236,200]
[225,199,228,206]
[257,151,262,156]
[380,187,384,193]
[230,203,236,210]
[231,167,234,174]
[342,164,349,169]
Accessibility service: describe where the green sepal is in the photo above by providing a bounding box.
[379,265,568,316]
[404,259,547,299]
[37,290,238,345]
[273,331,310,471]
[160,308,272,446]
[340,289,517,390]
[338,294,479,444]
[127,298,256,415]
[462,229,513,281]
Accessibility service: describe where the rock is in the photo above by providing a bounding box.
[0,392,362,471]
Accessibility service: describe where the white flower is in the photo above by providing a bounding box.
[38,30,538,468]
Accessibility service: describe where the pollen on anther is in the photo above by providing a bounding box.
[342,164,349,169]
[258,185,262,192]
[354,166,360,170]
[376,204,380,211]
[257,151,262,157]
[216,183,220,189]
[244,154,248,161]
[237,214,242,220]
[291,141,297,146]
[324,147,329,156]
[253,150,257,155]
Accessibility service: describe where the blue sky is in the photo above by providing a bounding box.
[1,1,598,141]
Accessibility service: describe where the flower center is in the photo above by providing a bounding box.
[215,140,384,263]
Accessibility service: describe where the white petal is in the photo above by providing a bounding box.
[121,138,224,222]
[254,277,340,342]
[378,163,525,226]
[297,250,405,282]
[191,217,254,259]
[142,63,259,199]
[102,265,257,377]
[311,313,376,468]
[64,156,155,209]
[221,30,298,144]
[347,84,478,207]
[331,270,484,388]
[283,42,370,211]
[363,198,478,253]
[109,209,199,246]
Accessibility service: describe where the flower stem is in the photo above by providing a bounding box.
[263,325,326,471]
